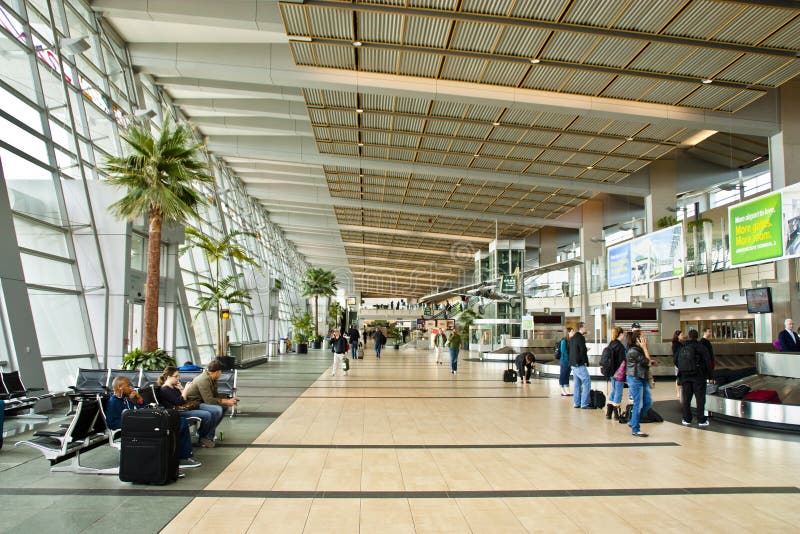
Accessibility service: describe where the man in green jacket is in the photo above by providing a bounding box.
[448,330,462,374]
[183,360,238,444]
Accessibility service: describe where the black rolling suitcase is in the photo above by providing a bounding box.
[119,407,180,485]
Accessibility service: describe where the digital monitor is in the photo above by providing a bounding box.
[746,288,773,314]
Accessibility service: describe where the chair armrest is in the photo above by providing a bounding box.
[34,430,67,437]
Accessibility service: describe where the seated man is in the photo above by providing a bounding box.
[107,376,200,469]
[183,360,238,445]
[178,361,203,372]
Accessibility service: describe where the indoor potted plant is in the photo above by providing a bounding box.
[290,312,313,354]
[388,325,403,349]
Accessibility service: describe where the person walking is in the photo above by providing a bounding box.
[559,327,573,396]
[604,327,627,419]
[568,322,591,408]
[676,329,713,427]
[330,329,348,376]
[434,329,447,365]
[626,330,655,437]
[448,330,462,374]
[347,324,360,360]
[373,328,386,358]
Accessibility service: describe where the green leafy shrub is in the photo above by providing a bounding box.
[122,348,176,370]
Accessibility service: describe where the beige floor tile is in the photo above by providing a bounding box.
[160,497,219,534]
[271,449,329,491]
[408,498,472,534]
[456,498,527,533]
[361,449,405,491]
[359,498,416,534]
[188,498,264,534]
[302,498,360,534]
[503,497,583,534]
[317,449,363,491]
[246,498,313,534]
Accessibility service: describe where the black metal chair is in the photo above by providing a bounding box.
[216,370,238,417]
[139,370,164,389]
[15,398,116,474]
[66,368,110,415]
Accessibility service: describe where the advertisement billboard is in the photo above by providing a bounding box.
[729,192,783,267]
[607,224,684,289]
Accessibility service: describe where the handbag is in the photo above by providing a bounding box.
[176,399,201,411]
[613,360,626,382]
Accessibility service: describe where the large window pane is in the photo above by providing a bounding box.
[1,148,63,224]
[13,216,69,256]
[0,29,39,99]
[0,115,49,163]
[42,357,95,392]
[20,253,76,289]
[28,290,91,355]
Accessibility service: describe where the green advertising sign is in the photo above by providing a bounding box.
[729,192,783,266]
[501,275,517,294]
[521,316,534,331]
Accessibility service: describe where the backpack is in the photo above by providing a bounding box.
[676,343,699,374]
[589,390,606,409]
[553,341,561,359]
[599,345,614,377]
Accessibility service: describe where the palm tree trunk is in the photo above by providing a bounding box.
[216,260,222,357]
[142,209,163,352]
[314,295,319,337]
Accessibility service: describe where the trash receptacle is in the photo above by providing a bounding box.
[279,338,287,353]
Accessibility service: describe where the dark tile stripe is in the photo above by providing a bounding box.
[211,442,680,449]
[289,396,553,399]
[0,486,794,499]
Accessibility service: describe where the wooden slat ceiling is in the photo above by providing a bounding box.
[276,0,800,296]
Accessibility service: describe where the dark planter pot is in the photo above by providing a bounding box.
[297,343,308,354]
[311,341,322,349]
[393,344,400,349]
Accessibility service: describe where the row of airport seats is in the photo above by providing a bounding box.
[1,370,54,417]
[69,367,238,416]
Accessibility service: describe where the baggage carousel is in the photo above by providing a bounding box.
[703,352,800,431]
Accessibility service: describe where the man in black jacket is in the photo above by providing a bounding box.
[676,329,713,427]
[568,322,592,409]
[346,325,360,359]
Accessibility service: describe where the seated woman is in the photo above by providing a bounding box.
[157,367,216,448]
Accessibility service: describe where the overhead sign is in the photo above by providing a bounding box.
[729,192,783,267]
[607,224,684,288]
[501,275,518,293]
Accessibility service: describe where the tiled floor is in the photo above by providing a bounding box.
[3,349,800,533]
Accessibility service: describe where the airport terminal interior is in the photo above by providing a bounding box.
[2,0,800,532]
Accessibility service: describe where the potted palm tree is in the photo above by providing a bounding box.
[290,312,313,354]
[388,325,403,349]
[301,268,337,349]
[457,308,482,350]
[105,114,214,352]
[182,228,258,356]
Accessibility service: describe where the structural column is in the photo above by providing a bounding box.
[579,200,603,340]
[769,80,800,332]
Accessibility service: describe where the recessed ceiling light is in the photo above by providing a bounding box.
[473,154,480,157]
[626,137,634,141]
[358,142,364,147]
[586,166,593,169]
[353,41,363,47]
[356,108,364,113]
[492,122,500,126]
[530,58,541,64]
[702,79,713,84]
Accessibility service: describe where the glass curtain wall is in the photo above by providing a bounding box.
[0,0,307,387]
